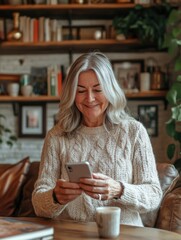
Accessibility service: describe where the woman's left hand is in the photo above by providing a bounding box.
[79,173,122,201]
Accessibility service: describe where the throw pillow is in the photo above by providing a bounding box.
[0,157,30,216]
[155,187,181,234]
[157,163,179,197]
[17,161,39,217]
[141,163,179,228]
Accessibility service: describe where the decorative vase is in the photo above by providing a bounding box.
[7,12,23,41]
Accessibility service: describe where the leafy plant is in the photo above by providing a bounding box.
[112,4,172,50]
[162,7,181,173]
[0,114,17,147]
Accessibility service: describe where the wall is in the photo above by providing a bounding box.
[0,52,173,163]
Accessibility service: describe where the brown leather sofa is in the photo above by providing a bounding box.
[0,157,181,234]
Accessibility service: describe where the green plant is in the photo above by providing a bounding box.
[162,7,181,173]
[112,4,171,50]
[0,114,17,147]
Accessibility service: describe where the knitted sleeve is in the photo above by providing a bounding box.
[119,123,163,214]
[32,126,67,218]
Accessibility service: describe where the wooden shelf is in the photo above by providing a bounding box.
[0,95,60,102]
[0,3,150,10]
[126,90,168,108]
[126,90,167,99]
[0,91,167,103]
[0,39,157,54]
[0,4,150,18]
[0,2,174,12]
[0,74,20,81]
[0,3,165,53]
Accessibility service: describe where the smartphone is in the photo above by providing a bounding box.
[65,162,92,183]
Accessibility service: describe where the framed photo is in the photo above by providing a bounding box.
[30,67,47,95]
[138,105,158,137]
[19,103,46,138]
[62,25,106,40]
[112,60,144,93]
[78,26,105,40]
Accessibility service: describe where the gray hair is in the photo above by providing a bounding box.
[57,52,132,134]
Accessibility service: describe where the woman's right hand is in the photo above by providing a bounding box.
[53,179,83,205]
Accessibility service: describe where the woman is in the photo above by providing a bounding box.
[32,52,162,226]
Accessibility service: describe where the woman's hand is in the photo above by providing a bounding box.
[79,173,122,201]
[53,179,83,205]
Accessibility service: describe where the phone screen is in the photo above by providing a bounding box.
[65,162,92,183]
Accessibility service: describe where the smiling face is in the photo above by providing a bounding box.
[75,70,109,127]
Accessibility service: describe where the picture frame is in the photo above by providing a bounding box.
[138,104,158,137]
[62,25,106,40]
[30,67,47,96]
[19,103,46,138]
[112,60,144,93]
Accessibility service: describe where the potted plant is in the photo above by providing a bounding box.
[162,6,181,173]
[112,4,172,50]
[0,113,17,147]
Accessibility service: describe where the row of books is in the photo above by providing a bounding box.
[30,64,65,96]
[47,64,63,96]
[1,0,67,4]
[0,17,66,42]
[20,17,64,42]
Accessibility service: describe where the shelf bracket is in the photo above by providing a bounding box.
[12,102,19,116]
[164,99,168,110]
[69,50,73,65]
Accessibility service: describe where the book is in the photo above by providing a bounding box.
[0,217,54,240]
[0,18,5,41]
[33,18,39,43]
[30,66,48,95]
[47,64,63,96]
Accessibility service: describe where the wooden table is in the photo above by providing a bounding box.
[18,217,180,240]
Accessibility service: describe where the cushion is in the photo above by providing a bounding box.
[141,163,179,228]
[155,188,181,234]
[0,157,30,216]
[157,163,179,197]
[17,161,39,217]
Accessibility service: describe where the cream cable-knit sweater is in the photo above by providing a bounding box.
[32,119,162,227]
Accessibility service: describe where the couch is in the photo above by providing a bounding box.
[0,157,181,234]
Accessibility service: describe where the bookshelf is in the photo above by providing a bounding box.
[0,3,162,54]
[0,3,170,103]
[0,72,167,102]
[0,92,167,102]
